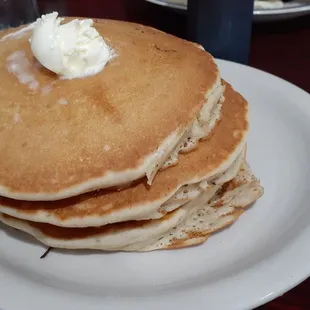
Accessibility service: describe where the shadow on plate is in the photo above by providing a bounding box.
[0,221,39,246]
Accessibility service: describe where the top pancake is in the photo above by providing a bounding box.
[0,18,220,201]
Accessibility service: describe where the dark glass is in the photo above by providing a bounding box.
[187,0,254,64]
[0,0,39,30]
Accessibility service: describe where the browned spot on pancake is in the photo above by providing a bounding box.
[166,208,246,249]
[187,230,210,239]
[167,238,206,249]
[85,82,119,117]
[167,231,209,249]
[154,44,177,53]
[216,178,241,198]
[212,200,225,208]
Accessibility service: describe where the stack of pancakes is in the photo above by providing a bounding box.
[0,19,263,251]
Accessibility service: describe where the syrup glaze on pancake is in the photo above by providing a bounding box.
[0,82,249,227]
[0,18,220,200]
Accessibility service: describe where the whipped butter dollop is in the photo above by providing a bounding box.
[30,12,114,79]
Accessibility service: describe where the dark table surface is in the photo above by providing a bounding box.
[37,1,310,308]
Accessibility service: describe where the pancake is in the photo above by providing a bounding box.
[0,82,248,227]
[0,161,264,251]
[0,18,223,201]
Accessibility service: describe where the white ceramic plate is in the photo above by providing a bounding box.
[1,59,310,310]
[145,0,310,21]
[255,1,310,21]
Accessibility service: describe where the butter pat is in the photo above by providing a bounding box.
[30,12,114,79]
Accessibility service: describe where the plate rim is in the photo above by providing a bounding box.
[145,0,310,16]
[255,3,310,15]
